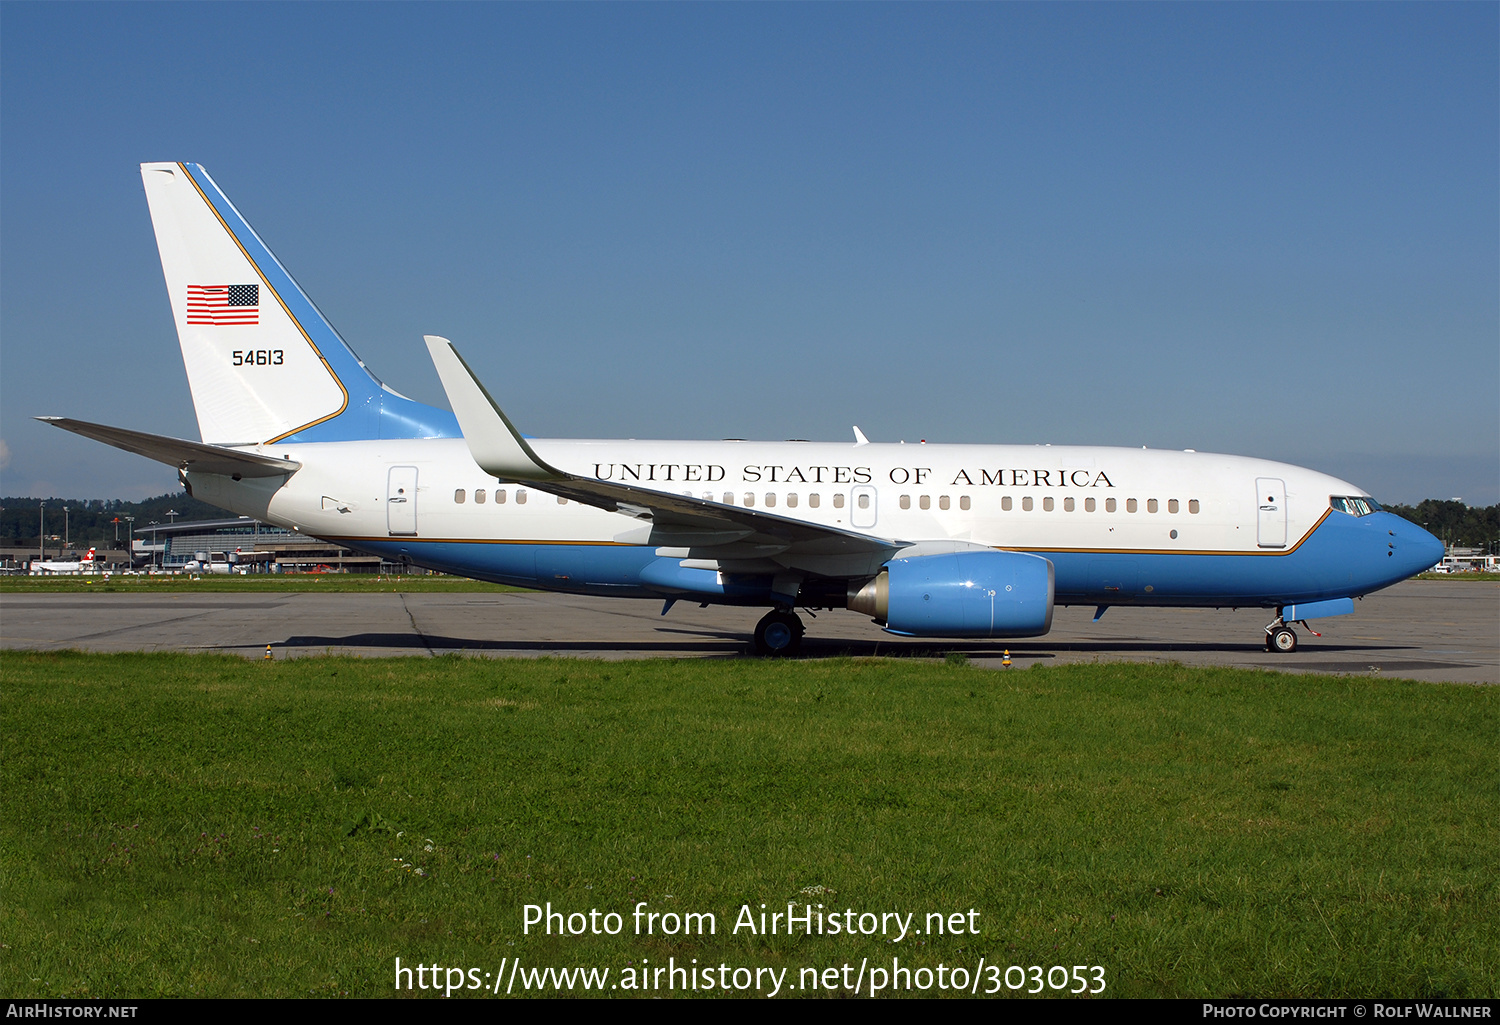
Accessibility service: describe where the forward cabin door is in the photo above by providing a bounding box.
[1256,477,1286,548]
[388,466,418,536]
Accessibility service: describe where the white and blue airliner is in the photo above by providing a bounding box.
[40,163,1443,655]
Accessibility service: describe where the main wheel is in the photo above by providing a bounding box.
[1269,626,1298,653]
[754,610,804,657]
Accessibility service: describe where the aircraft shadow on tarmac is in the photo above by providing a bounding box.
[267,630,1435,662]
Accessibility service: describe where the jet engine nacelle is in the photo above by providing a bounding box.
[848,550,1055,638]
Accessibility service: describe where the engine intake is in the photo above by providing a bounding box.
[849,550,1054,638]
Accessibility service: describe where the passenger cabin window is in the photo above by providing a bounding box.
[765,494,776,507]
[1106,498,1117,512]
[454,489,466,504]
[1147,499,1158,513]
[516,490,527,505]
[1168,499,1178,513]
[809,494,821,508]
[557,496,567,505]
[744,493,755,507]
[833,494,845,509]
[857,493,870,509]
[723,492,735,505]
[900,495,911,510]
[1085,497,1096,512]
[1022,496,1034,511]
[1189,499,1200,514]
[496,490,507,504]
[787,494,798,508]
[1042,497,1054,512]
[1126,498,1138,513]
[1064,497,1075,512]
[1002,496,1013,511]
[474,489,486,504]
[959,496,970,510]
[939,495,950,510]
[920,495,931,510]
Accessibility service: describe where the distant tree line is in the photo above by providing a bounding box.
[0,493,233,548]
[1382,500,1499,554]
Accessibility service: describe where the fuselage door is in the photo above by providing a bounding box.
[851,485,878,528]
[1256,477,1286,548]
[388,466,418,536]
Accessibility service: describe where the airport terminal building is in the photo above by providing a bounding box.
[4,518,394,574]
[135,518,385,573]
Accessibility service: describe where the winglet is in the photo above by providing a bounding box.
[852,426,870,446]
[423,336,563,481]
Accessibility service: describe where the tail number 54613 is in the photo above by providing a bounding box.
[232,350,284,366]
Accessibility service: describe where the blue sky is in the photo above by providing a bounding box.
[2,3,1496,504]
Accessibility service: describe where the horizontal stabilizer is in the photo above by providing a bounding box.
[35,417,300,477]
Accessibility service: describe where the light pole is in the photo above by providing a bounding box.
[126,516,136,565]
[39,501,46,562]
[64,506,71,553]
[163,511,180,570]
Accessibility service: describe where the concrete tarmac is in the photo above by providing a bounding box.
[5,578,1496,684]
[2,580,1494,684]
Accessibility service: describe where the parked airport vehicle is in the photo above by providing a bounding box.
[39,163,1444,653]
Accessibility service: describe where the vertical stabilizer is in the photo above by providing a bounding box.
[140,162,457,445]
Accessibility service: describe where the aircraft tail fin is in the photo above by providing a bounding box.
[139,163,456,446]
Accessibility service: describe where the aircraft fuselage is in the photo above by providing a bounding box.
[186,436,1437,610]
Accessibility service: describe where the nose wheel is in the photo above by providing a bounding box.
[754,609,804,657]
[1265,623,1298,653]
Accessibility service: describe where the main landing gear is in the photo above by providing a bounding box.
[754,609,804,657]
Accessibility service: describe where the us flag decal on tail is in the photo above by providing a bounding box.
[187,284,259,325]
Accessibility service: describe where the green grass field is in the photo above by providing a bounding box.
[1,652,1494,999]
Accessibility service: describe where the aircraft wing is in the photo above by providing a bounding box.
[424,336,905,568]
[35,417,301,477]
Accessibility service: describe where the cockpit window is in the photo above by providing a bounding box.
[1330,496,1380,516]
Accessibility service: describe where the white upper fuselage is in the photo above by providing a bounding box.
[196,437,1353,558]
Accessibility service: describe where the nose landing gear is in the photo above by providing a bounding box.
[1266,625,1298,653]
[754,609,804,657]
[1264,614,1298,653]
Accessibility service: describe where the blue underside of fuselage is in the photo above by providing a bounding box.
[340,510,1439,610]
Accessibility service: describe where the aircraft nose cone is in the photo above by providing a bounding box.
[1415,529,1445,572]
[1390,516,1444,576]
